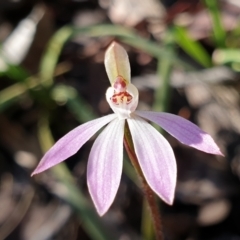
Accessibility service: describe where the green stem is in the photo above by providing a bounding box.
[124,123,163,240]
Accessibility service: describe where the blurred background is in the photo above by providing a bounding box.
[1,0,240,239]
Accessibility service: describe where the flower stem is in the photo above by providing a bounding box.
[124,122,163,240]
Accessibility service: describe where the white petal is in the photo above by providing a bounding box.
[127,116,177,204]
[87,118,125,216]
[106,83,139,119]
[104,42,131,84]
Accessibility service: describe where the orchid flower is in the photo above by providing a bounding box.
[32,42,223,216]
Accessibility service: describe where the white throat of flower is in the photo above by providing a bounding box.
[106,76,139,119]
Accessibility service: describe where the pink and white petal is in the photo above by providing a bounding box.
[135,111,223,156]
[87,118,125,216]
[127,116,177,205]
[32,114,117,175]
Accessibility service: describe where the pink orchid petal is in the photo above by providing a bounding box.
[127,116,177,205]
[32,114,117,175]
[135,111,223,156]
[87,118,125,216]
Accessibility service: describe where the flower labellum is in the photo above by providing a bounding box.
[32,42,223,216]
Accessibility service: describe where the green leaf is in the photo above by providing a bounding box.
[71,24,194,70]
[213,48,240,64]
[204,0,226,48]
[2,65,29,82]
[173,26,212,67]
[39,26,73,87]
